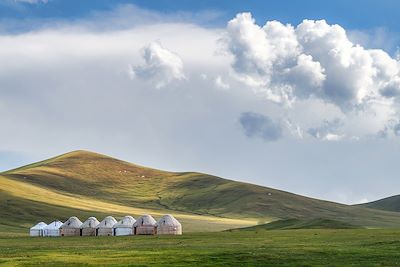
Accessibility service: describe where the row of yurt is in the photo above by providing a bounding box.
[30,214,182,237]
[133,214,182,235]
[30,221,64,237]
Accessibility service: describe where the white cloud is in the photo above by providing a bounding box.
[130,41,186,88]
[224,13,400,111]
[222,12,400,141]
[214,75,230,89]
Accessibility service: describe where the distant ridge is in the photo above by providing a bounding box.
[357,195,400,212]
[2,150,400,233]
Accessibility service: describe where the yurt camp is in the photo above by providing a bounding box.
[30,222,47,237]
[113,216,136,236]
[43,220,63,237]
[81,217,100,236]
[133,214,157,235]
[60,216,83,236]
[156,214,182,235]
[97,216,117,236]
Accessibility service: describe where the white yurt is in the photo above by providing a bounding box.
[81,217,100,236]
[97,216,117,236]
[30,222,47,237]
[133,214,157,235]
[60,216,83,236]
[113,216,136,236]
[156,215,182,235]
[43,220,63,237]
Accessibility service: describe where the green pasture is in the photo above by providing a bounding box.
[1,229,400,266]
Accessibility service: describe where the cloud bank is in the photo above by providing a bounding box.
[0,8,400,204]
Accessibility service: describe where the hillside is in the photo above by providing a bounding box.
[228,218,362,232]
[357,195,400,212]
[2,150,400,233]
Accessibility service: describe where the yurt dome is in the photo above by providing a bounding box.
[113,216,136,236]
[113,216,136,228]
[60,216,82,236]
[156,215,182,235]
[43,220,63,237]
[97,216,117,236]
[133,214,156,227]
[98,216,117,228]
[81,217,100,228]
[81,217,100,236]
[61,217,83,228]
[133,214,157,235]
[30,222,47,237]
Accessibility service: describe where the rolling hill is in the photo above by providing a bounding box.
[357,195,400,212]
[227,218,362,232]
[2,150,400,234]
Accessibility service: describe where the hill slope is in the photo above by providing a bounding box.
[357,195,400,212]
[2,150,400,233]
[228,218,362,232]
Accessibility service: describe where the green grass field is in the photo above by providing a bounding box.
[1,229,400,266]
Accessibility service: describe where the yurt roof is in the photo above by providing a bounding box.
[98,216,117,228]
[61,216,83,228]
[81,217,100,228]
[133,214,156,227]
[30,222,47,230]
[156,214,181,227]
[44,220,63,230]
[113,216,136,228]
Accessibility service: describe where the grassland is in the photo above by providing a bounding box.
[1,229,400,266]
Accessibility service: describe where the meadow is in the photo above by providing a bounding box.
[1,229,400,266]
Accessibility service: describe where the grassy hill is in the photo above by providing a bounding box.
[2,150,400,233]
[228,218,362,232]
[357,195,400,212]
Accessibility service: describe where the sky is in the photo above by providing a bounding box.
[1,0,400,204]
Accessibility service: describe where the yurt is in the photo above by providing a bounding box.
[60,216,83,236]
[30,222,47,237]
[133,214,157,235]
[81,217,100,236]
[156,215,182,235]
[43,220,63,237]
[113,216,136,236]
[97,216,117,236]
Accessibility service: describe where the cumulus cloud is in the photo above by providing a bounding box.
[130,41,185,88]
[224,13,400,110]
[239,112,282,141]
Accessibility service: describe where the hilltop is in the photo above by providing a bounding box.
[2,150,400,233]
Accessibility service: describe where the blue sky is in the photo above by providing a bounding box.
[3,0,400,31]
[1,0,400,204]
